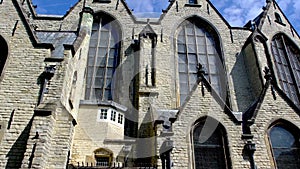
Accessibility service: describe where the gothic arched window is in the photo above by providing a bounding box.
[0,35,8,77]
[268,123,300,168]
[271,34,300,108]
[85,13,121,101]
[193,118,230,169]
[177,19,225,104]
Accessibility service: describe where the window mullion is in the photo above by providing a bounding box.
[194,24,199,64]
[102,25,112,99]
[221,131,229,169]
[204,33,211,82]
[90,20,102,100]
[184,25,190,91]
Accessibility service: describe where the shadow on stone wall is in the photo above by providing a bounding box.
[5,117,33,169]
[230,52,255,112]
[135,108,156,167]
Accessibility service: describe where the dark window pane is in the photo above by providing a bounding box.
[189,0,196,4]
[269,126,300,169]
[195,28,204,36]
[193,120,228,169]
[108,57,115,67]
[94,78,104,88]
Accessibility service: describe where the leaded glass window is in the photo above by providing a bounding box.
[271,34,300,108]
[85,15,121,101]
[100,109,108,119]
[193,119,230,169]
[177,20,224,104]
[269,125,300,168]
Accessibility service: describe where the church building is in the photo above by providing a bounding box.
[0,0,299,168]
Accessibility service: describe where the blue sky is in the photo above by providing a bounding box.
[32,0,300,33]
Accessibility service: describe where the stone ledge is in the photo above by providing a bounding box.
[80,100,127,112]
[103,139,136,144]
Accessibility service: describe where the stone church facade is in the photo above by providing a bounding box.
[0,0,299,168]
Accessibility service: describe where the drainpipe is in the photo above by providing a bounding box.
[244,141,257,169]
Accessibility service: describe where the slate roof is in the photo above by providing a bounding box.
[35,31,77,59]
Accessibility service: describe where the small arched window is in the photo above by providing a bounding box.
[94,148,113,167]
[192,117,231,169]
[275,13,283,23]
[177,18,225,104]
[268,123,300,168]
[85,13,121,101]
[271,34,300,108]
[0,35,8,77]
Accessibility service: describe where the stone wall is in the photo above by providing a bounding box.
[0,0,299,168]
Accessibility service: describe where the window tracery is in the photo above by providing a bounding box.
[177,19,224,104]
[85,14,121,101]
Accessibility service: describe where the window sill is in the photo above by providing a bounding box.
[80,100,127,112]
[184,4,202,7]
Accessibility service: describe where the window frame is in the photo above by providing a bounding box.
[270,34,300,108]
[175,18,226,106]
[190,117,231,169]
[99,109,108,120]
[267,121,300,169]
[85,14,121,101]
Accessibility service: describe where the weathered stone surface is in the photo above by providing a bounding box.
[0,0,299,168]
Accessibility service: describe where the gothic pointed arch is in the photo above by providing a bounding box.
[176,16,226,105]
[270,33,300,108]
[267,119,300,168]
[0,35,8,78]
[191,116,231,169]
[85,12,122,101]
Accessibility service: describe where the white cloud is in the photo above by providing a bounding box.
[278,0,291,11]
[212,0,264,27]
[125,0,300,33]
[129,0,154,13]
[277,0,300,32]
[212,0,230,9]
[223,6,245,26]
